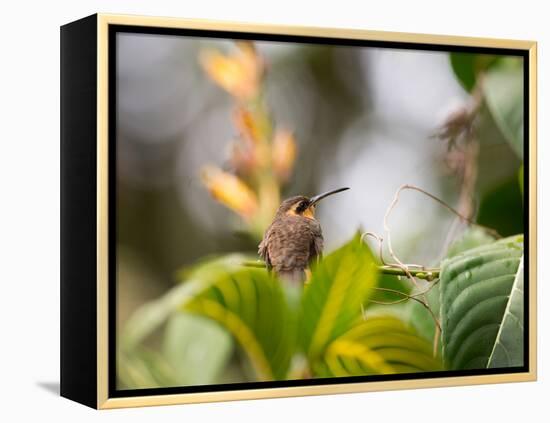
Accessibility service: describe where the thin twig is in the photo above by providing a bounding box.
[361,231,429,270]
[382,188,445,358]
[360,232,388,265]
[368,285,442,333]
[383,186,423,289]
[393,185,500,239]
[369,284,442,358]
[370,298,418,306]
[433,325,441,357]
[369,287,419,305]
[370,279,440,305]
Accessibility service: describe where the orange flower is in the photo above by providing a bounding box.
[201,166,259,219]
[233,107,264,145]
[233,107,272,170]
[200,42,263,100]
[272,129,297,182]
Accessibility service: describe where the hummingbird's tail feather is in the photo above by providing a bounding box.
[277,268,306,284]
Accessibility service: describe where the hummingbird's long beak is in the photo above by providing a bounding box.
[309,187,350,206]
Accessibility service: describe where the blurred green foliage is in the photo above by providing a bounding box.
[450,52,500,92]
[483,60,524,159]
[478,175,523,236]
[119,232,525,387]
[119,235,446,387]
[163,314,233,386]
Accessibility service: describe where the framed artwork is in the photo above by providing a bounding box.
[60,13,537,409]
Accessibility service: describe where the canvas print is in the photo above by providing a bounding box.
[115,31,526,392]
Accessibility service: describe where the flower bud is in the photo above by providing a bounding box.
[201,166,259,219]
[233,107,263,145]
[200,42,263,100]
[272,129,297,182]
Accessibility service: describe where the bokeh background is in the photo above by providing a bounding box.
[116,32,524,386]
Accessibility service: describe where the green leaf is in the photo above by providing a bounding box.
[440,235,524,370]
[162,313,233,386]
[487,257,524,368]
[478,176,523,237]
[120,254,250,350]
[450,53,500,92]
[185,267,296,381]
[483,62,524,159]
[317,316,442,377]
[299,233,378,361]
[446,227,496,258]
[117,346,178,389]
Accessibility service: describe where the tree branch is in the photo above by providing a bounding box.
[241,260,440,281]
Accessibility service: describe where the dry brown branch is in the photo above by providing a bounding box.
[383,187,424,290]
[436,78,500,256]
[390,185,500,240]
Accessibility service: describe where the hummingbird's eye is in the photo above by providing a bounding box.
[296,200,308,213]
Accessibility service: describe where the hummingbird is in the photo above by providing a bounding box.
[258,187,350,283]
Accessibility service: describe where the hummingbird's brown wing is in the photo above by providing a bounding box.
[308,220,324,265]
[258,227,272,270]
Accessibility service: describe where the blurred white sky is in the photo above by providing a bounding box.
[117,33,472,264]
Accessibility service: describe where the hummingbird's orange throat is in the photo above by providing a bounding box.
[286,206,316,220]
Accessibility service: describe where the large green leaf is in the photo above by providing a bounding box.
[316,316,442,377]
[184,267,296,381]
[483,61,524,159]
[440,235,524,370]
[299,233,378,361]
[487,257,524,368]
[162,313,233,386]
[446,227,496,259]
